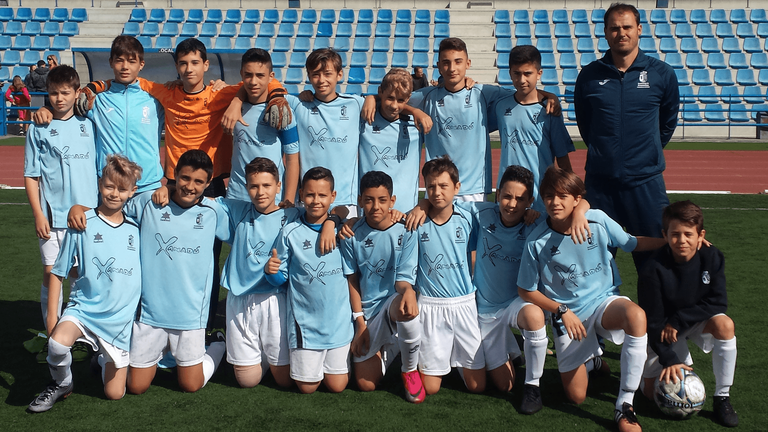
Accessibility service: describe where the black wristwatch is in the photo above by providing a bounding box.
[555,304,569,320]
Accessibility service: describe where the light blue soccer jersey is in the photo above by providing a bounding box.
[474,203,546,314]
[340,219,418,320]
[287,93,364,206]
[518,209,638,321]
[125,193,230,330]
[270,217,354,349]
[88,81,164,193]
[408,84,506,195]
[23,116,99,229]
[227,101,300,203]
[415,203,478,298]
[358,111,422,212]
[53,210,141,351]
[490,94,574,212]
[217,198,302,296]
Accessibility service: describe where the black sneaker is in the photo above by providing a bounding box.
[71,342,92,362]
[714,396,739,427]
[28,381,73,413]
[520,384,543,415]
[589,356,611,378]
[614,403,642,432]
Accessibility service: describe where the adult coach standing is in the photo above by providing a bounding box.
[574,2,679,270]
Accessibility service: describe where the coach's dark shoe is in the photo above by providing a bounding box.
[520,384,543,415]
[714,396,739,427]
[28,381,73,413]
[614,403,642,432]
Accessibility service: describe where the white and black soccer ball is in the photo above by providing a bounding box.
[654,369,706,419]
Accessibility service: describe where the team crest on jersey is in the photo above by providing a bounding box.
[303,261,342,285]
[455,227,465,243]
[420,232,430,242]
[464,93,472,108]
[128,234,136,251]
[401,124,410,139]
[372,125,381,134]
[340,105,348,120]
[161,211,171,222]
[303,239,312,250]
[702,271,710,284]
[637,70,650,89]
[531,110,541,123]
[364,238,374,248]
[437,98,445,107]
[550,245,560,256]
[281,215,287,226]
[50,129,59,137]
[79,124,89,137]
[517,225,527,240]
[587,235,598,250]
[397,234,403,247]
[310,106,320,115]
[142,106,151,124]
[194,213,204,229]
[94,233,103,243]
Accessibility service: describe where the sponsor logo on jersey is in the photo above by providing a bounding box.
[155,233,200,260]
[437,117,475,138]
[236,129,266,147]
[91,256,134,280]
[161,211,171,222]
[506,128,538,148]
[303,261,343,285]
[638,70,650,89]
[370,145,407,167]
[79,123,90,137]
[52,145,90,162]
[303,239,312,250]
[307,126,348,149]
[422,253,464,278]
[128,234,136,251]
[702,270,710,284]
[194,213,204,229]
[94,233,103,243]
[246,240,267,263]
[364,259,394,279]
[364,238,374,248]
[554,262,604,287]
[599,79,610,86]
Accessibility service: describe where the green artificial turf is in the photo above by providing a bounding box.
[1,190,766,430]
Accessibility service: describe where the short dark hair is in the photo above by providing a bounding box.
[508,45,542,70]
[422,155,459,185]
[498,165,534,199]
[110,35,144,62]
[46,64,80,91]
[662,200,704,233]
[306,48,342,73]
[540,165,586,198]
[175,149,213,181]
[102,154,142,190]
[302,166,335,190]
[438,37,468,57]
[604,3,641,28]
[360,171,393,197]
[241,48,273,72]
[37,60,46,67]
[175,37,207,63]
[245,157,279,182]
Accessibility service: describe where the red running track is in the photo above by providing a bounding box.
[2,147,767,194]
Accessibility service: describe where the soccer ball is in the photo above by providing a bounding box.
[654,369,706,419]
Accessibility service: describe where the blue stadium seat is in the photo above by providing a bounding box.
[141,22,159,37]
[0,8,12,22]
[720,85,740,103]
[659,38,677,53]
[155,36,173,49]
[32,8,50,22]
[168,9,185,23]
[675,23,693,38]
[552,10,568,24]
[373,37,390,52]
[495,24,511,38]
[692,69,712,85]
[243,10,260,23]
[358,9,374,23]
[262,9,279,23]
[339,9,355,23]
[534,24,551,38]
[356,23,372,37]
[281,9,298,23]
[32,36,50,51]
[224,9,241,23]
[691,9,709,24]
[395,23,411,38]
[297,23,313,37]
[214,37,231,50]
[412,52,429,68]
[577,38,595,53]
[41,22,59,36]
[396,9,412,23]
[704,104,726,122]
[187,9,204,23]
[336,23,353,37]
[12,35,30,50]
[179,23,197,37]
[496,38,512,53]
[760,70,768,85]
[258,23,276,38]
[714,69,734,86]
[338,52,347,67]
[580,52,596,67]
[51,8,68,22]
[729,105,750,122]
[591,9,605,23]
[537,38,554,53]
[129,9,147,23]
[236,23,255,37]
[541,53,556,68]
[560,53,577,69]
[594,25,605,38]
[710,9,727,23]
[434,11,450,24]
[721,38,740,53]
[513,10,529,24]
[515,38,532,47]
[160,22,179,37]
[278,23,294,37]
[655,23,672,38]
[744,38,762,53]
[147,9,165,23]
[730,9,748,23]
[708,53,727,69]
[353,38,370,52]
[343,84,361,95]
[686,52,705,68]
[743,86,765,103]
[680,38,699,53]
[293,37,311,52]
[285,68,304,84]
[515,24,531,38]
[333,37,350,52]
[433,38,445,52]
[393,37,410,52]
[136,36,152,48]
[375,23,391,37]
[199,23,217,38]
[695,23,714,38]
[646,53,661,60]
[675,69,690,85]
[639,38,656,53]
[377,9,393,23]
[716,23,734,38]
[571,9,588,23]
[533,10,549,24]
[122,22,140,36]
[289,52,306,68]
[364,84,378,95]
[597,39,609,52]
[219,23,237,38]
[494,10,510,24]
[496,53,509,68]
[196,37,212,48]
[1,50,19,65]
[348,67,366,84]
[301,9,317,23]
[254,37,270,50]
[557,38,574,53]
[320,9,335,23]
[682,104,702,121]
[316,23,333,37]
[541,69,559,85]
[271,52,286,68]
[391,52,408,67]
[0,35,11,50]
[20,50,40,66]
[758,23,768,37]
[434,23,450,38]
[206,9,223,24]
[678,86,695,103]
[574,23,591,38]
[415,9,430,23]
[51,36,69,50]
[413,38,429,52]
[70,8,87,22]
[312,37,330,50]
[554,24,571,38]
[697,86,719,103]
[638,9,648,24]
[751,9,768,23]
[371,51,388,67]
[273,37,291,52]
[736,23,754,38]
[60,22,78,37]
[664,53,684,69]
[668,9,687,24]
[650,9,667,23]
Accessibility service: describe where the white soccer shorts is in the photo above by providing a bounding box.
[353,293,399,366]
[478,297,533,371]
[290,344,351,383]
[226,291,290,367]
[39,228,67,266]
[59,315,130,369]
[129,322,205,368]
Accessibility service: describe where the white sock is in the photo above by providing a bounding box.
[616,334,647,410]
[522,328,547,386]
[47,337,73,386]
[397,318,421,373]
[713,336,737,397]
[97,353,107,384]
[202,341,226,387]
